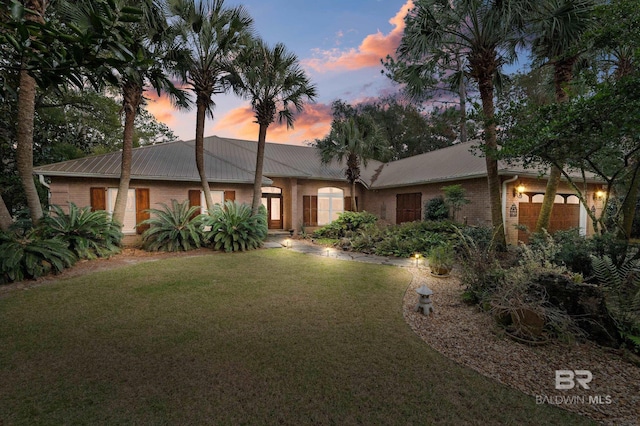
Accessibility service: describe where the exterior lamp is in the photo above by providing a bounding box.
[513,183,526,198]
[414,253,421,267]
[594,190,606,201]
[284,238,291,249]
[326,248,331,257]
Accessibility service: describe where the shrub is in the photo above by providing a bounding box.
[456,227,505,303]
[0,227,75,283]
[543,229,593,278]
[313,211,378,239]
[42,203,122,259]
[373,221,454,258]
[141,200,205,252]
[592,255,640,352]
[424,197,448,221]
[203,201,267,252]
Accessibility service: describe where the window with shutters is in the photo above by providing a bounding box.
[188,190,225,214]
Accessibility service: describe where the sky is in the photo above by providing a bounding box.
[145,0,415,146]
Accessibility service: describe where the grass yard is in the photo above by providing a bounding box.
[0,249,593,425]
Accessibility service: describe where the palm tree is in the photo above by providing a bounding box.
[397,0,535,248]
[169,0,253,212]
[110,0,188,227]
[232,39,317,214]
[14,0,49,224]
[316,116,388,212]
[531,0,597,234]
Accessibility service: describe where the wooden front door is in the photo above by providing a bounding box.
[262,194,283,229]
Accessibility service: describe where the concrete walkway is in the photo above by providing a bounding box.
[264,235,418,268]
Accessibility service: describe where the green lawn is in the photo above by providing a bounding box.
[0,249,593,425]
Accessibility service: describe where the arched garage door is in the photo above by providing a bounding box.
[518,195,580,243]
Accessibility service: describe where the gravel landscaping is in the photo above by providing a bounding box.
[403,268,640,426]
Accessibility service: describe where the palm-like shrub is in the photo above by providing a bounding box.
[140,200,205,252]
[0,227,75,283]
[203,201,267,252]
[42,204,122,259]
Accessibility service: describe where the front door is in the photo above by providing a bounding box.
[261,194,283,229]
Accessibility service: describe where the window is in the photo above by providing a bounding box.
[318,187,344,226]
[188,190,225,214]
[107,188,137,233]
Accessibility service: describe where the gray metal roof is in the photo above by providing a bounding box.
[369,141,601,189]
[34,137,600,187]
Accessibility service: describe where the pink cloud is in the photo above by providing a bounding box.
[213,103,334,145]
[145,92,179,125]
[303,1,413,72]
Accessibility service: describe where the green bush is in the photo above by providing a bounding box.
[141,200,205,252]
[0,227,75,283]
[42,203,122,259]
[373,221,454,258]
[313,211,377,239]
[424,196,448,221]
[203,201,267,252]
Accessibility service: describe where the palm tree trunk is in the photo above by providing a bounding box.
[457,53,467,143]
[251,123,268,215]
[16,68,44,223]
[195,102,214,212]
[0,194,12,231]
[478,75,505,248]
[15,0,48,224]
[351,180,357,212]
[112,82,142,228]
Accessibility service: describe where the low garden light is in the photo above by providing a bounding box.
[284,238,291,249]
[414,285,434,315]
[414,253,421,267]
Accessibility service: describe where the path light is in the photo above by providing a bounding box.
[414,253,421,267]
[414,285,434,315]
[326,248,331,257]
[284,238,291,249]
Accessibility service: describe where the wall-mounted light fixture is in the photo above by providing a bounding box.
[593,189,606,201]
[513,182,526,198]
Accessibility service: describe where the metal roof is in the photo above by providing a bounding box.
[33,137,601,187]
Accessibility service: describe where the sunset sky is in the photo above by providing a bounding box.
[146,0,414,146]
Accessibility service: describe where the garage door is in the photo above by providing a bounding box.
[518,202,580,243]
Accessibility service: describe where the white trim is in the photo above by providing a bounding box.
[502,175,518,232]
[579,203,587,236]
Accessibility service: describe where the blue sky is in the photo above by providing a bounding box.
[147,0,413,145]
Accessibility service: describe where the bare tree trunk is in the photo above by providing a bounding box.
[619,161,640,239]
[535,59,574,233]
[251,123,268,215]
[478,75,505,248]
[0,194,12,231]
[195,102,214,211]
[112,82,142,228]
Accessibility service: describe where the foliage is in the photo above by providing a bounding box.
[203,201,267,252]
[41,204,121,260]
[442,184,470,222]
[313,211,378,239]
[0,226,75,283]
[141,200,205,252]
[373,221,454,258]
[424,196,448,221]
[457,227,506,304]
[591,255,640,352]
[428,243,455,272]
[529,229,593,278]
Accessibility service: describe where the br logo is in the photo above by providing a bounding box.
[555,370,593,390]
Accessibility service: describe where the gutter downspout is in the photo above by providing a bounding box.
[502,175,518,236]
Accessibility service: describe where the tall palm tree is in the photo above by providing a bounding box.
[110,0,188,227]
[232,39,317,214]
[316,116,388,212]
[531,0,597,234]
[169,0,253,212]
[15,0,49,223]
[398,0,535,248]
